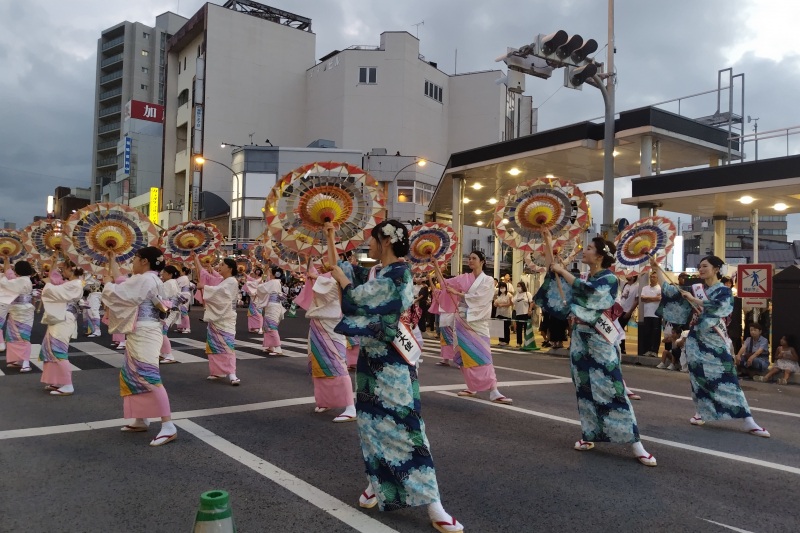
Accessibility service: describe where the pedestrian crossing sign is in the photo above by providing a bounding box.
[736,263,772,298]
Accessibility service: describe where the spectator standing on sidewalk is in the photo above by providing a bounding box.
[494,282,513,346]
[640,272,662,356]
[616,273,639,355]
[512,281,533,348]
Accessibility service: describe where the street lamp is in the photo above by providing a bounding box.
[195,156,242,250]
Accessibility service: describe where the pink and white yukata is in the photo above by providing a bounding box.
[202,276,240,378]
[256,278,284,353]
[244,275,264,332]
[39,270,83,390]
[175,274,193,332]
[432,287,457,364]
[160,278,181,361]
[102,271,172,419]
[194,268,222,306]
[0,269,34,372]
[444,272,501,393]
[297,268,354,412]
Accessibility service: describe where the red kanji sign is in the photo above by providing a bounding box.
[736,263,772,298]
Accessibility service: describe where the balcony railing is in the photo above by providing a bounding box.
[96,139,118,152]
[100,53,123,68]
[99,87,122,101]
[99,104,121,118]
[98,122,120,134]
[101,36,125,52]
[99,70,123,85]
[96,157,117,168]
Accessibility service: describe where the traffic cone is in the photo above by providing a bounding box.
[521,319,540,351]
[193,490,236,533]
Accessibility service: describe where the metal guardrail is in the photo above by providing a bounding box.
[101,36,124,52]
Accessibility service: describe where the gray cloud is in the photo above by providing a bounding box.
[1,0,798,236]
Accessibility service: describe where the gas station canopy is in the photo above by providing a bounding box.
[624,154,800,217]
[428,106,739,227]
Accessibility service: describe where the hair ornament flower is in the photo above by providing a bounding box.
[382,224,403,244]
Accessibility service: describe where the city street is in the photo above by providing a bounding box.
[1,309,798,532]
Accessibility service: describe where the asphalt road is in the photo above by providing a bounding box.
[1,308,798,533]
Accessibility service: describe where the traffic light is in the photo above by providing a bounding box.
[570,38,598,64]
[536,31,568,59]
[555,34,585,60]
[565,62,598,90]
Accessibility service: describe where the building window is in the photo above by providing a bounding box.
[141,66,149,73]
[177,88,190,106]
[397,180,436,205]
[359,67,377,84]
[726,241,742,249]
[424,80,443,103]
[141,84,148,90]
[141,50,149,57]
[143,32,150,39]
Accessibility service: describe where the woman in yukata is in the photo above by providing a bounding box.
[330,220,464,533]
[255,267,284,355]
[297,223,356,423]
[158,265,182,365]
[102,247,176,446]
[175,267,194,334]
[534,231,657,467]
[194,254,241,386]
[243,267,264,334]
[651,254,769,437]
[0,256,35,373]
[436,250,512,404]
[39,257,84,395]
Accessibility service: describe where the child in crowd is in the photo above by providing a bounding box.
[657,324,682,371]
[755,335,799,385]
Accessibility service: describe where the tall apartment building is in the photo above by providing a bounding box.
[160,1,523,227]
[685,214,788,265]
[91,12,187,202]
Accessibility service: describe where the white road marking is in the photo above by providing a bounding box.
[437,391,800,476]
[166,349,208,364]
[175,419,399,533]
[626,387,800,419]
[699,518,754,532]
[71,342,124,368]
[0,380,555,440]
[170,338,262,360]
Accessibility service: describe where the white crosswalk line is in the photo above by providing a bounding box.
[70,342,125,368]
[29,344,83,372]
[168,349,209,364]
[170,337,263,360]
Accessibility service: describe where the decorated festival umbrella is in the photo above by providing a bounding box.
[235,256,252,275]
[160,221,223,263]
[22,219,64,264]
[264,161,385,257]
[406,222,458,273]
[265,239,307,274]
[62,202,159,274]
[494,176,589,253]
[525,229,584,273]
[251,243,271,266]
[0,229,27,263]
[612,215,677,275]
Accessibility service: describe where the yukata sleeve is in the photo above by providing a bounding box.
[533,272,573,320]
[335,269,404,339]
[569,272,616,324]
[658,282,693,327]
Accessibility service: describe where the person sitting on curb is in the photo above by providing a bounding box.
[755,334,799,385]
[735,323,769,379]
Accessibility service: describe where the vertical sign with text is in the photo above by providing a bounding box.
[149,187,160,225]
[124,137,132,175]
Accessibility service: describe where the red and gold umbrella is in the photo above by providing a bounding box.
[525,229,583,273]
[494,176,589,252]
[0,229,26,263]
[406,222,458,273]
[612,216,677,275]
[235,256,252,275]
[63,202,159,273]
[22,219,63,263]
[264,161,385,257]
[161,221,223,263]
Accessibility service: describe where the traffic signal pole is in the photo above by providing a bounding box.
[601,0,616,240]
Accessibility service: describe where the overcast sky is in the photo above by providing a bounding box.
[1,0,798,237]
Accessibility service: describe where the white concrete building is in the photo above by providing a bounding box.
[91,12,187,202]
[159,1,530,240]
[161,2,315,222]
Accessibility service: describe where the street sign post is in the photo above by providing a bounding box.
[736,263,772,298]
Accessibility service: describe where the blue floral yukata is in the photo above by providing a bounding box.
[334,261,441,511]
[535,270,641,444]
[659,282,752,420]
